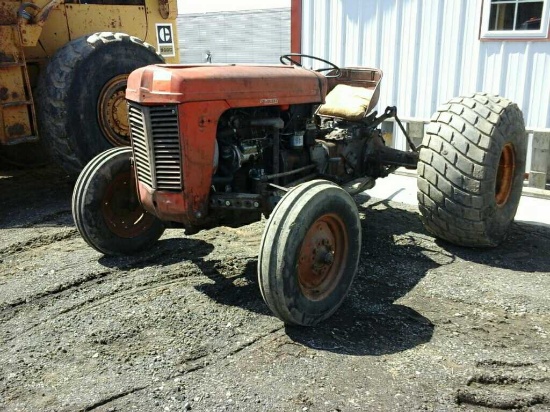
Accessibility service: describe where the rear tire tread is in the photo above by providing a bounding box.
[417,93,526,247]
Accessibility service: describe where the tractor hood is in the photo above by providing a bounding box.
[126,64,328,107]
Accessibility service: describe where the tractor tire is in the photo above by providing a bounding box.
[258,180,361,326]
[417,93,526,247]
[72,147,165,255]
[36,32,164,175]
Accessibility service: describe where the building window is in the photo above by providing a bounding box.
[481,0,550,39]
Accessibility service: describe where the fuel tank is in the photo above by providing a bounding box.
[126,64,328,107]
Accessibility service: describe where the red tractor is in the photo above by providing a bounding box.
[72,55,526,326]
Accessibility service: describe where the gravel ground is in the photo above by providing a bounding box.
[0,165,549,412]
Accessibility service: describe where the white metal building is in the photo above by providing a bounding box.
[177,7,291,64]
[297,0,549,132]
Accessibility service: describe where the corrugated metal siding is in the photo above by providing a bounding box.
[301,0,550,133]
[177,8,291,64]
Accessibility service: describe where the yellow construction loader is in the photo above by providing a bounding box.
[0,0,179,173]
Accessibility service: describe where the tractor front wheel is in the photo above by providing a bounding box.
[72,147,165,255]
[258,180,361,326]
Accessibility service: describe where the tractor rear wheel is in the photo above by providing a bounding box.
[417,93,526,247]
[72,147,165,255]
[36,32,164,175]
[258,180,361,326]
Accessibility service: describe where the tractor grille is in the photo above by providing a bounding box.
[128,103,182,191]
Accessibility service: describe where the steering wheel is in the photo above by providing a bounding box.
[280,53,341,78]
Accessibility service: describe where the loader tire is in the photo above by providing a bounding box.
[258,180,361,326]
[72,147,165,255]
[417,93,526,247]
[36,32,164,175]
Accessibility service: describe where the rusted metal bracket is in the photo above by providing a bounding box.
[368,106,418,152]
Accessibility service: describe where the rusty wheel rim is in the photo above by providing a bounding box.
[298,213,348,301]
[495,143,516,207]
[98,74,130,147]
[101,169,156,238]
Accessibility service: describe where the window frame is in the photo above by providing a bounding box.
[480,0,550,40]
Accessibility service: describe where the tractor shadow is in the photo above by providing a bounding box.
[286,194,438,355]
[98,235,216,271]
[97,233,271,317]
[192,259,271,316]
[285,191,550,355]
[0,164,74,229]
[432,220,550,274]
[188,195,441,357]
[173,194,442,356]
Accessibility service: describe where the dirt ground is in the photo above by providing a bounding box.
[0,164,549,412]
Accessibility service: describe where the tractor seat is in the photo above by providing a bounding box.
[317,84,376,122]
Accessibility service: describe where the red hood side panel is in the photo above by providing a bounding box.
[126,64,327,107]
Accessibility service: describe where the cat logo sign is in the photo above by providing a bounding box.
[156,23,175,57]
